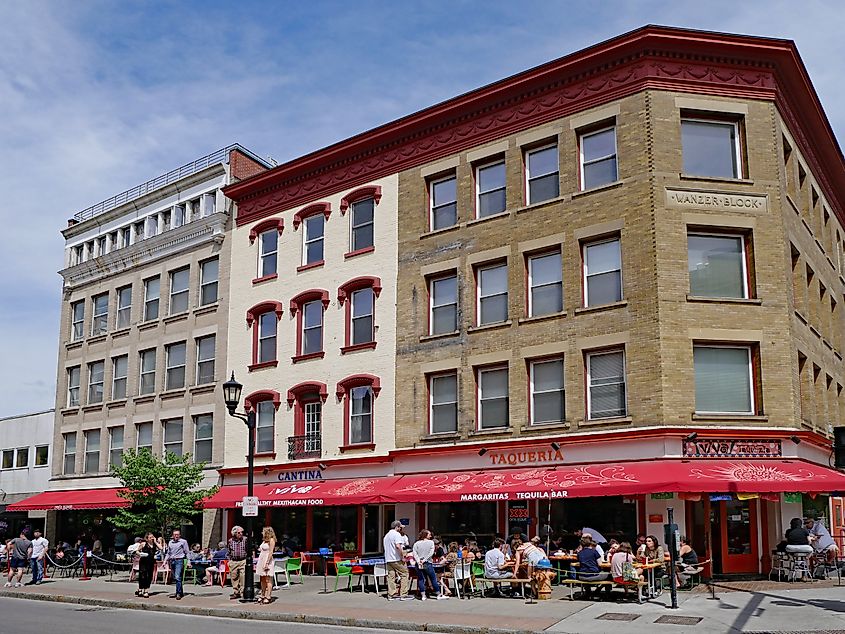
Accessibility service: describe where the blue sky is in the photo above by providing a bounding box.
[1,0,844,418]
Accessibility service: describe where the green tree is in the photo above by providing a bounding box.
[110,449,219,536]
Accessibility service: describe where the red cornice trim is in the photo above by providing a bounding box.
[340,186,382,215]
[286,381,329,408]
[336,373,381,400]
[246,300,284,327]
[244,389,281,412]
[337,276,381,306]
[248,217,284,245]
[292,202,332,230]
[289,289,330,315]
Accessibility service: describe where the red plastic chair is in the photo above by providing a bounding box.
[296,552,316,575]
[218,560,230,587]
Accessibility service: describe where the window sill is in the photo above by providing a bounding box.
[515,195,566,214]
[339,443,376,453]
[686,295,761,305]
[340,341,377,354]
[571,180,625,198]
[80,403,103,413]
[105,399,127,408]
[468,320,512,334]
[248,360,278,372]
[419,432,461,443]
[297,261,324,273]
[679,174,754,186]
[518,311,566,325]
[420,224,462,239]
[160,388,186,400]
[254,452,277,459]
[420,331,460,342]
[292,351,325,363]
[580,415,632,427]
[88,334,108,345]
[468,427,512,437]
[195,303,219,316]
[138,320,159,332]
[344,246,375,260]
[164,312,189,325]
[519,421,570,433]
[133,394,156,405]
[252,274,278,285]
[574,300,627,315]
[65,340,83,350]
[60,407,80,416]
[467,210,510,226]
[111,327,131,338]
[189,383,217,395]
[691,413,768,423]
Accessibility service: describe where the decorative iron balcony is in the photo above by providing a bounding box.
[287,434,321,460]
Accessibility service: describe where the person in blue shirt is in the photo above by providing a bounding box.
[576,536,610,598]
[203,541,228,586]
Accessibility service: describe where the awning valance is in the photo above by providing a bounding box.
[204,477,402,508]
[7,488,130,511]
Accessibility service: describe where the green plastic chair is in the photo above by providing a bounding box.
[334,560,357,592]
[276,557,303,587]
[470,560,489,597]
[182,563,197,585]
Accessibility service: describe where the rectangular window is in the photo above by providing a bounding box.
[688,233,748,298]
[163,419,183,456]
[258,312,277,363]
[528,251,563,316]
[1,450,12,470]
[165,342,186,390]
[67,366,81,407]
[478,366,509,429]
[120,227,131,248]
[350,198,375,252]
[583,238,622,306]
[477,262,508,325]
[302,301,323,355]
[96,236,107,257]
[143,277,160,321]
[73,244,84,265]
[196,335,216,384]
[146,215,158,238]
[71,300,85,341]
[304,401,322,453]
[681,117,742,179]
[349,386,373,444]
[200,258,219,306]
[259,230,278,278]
[256,401,275,453]
[87,360,104,404]
[169,267,189,314]
[430,274,458,335]
[530,358,565,424]
[136,422,153,453]
[203,192,216,216]
[194,414,213,462]
[587,350,627,419]
[526,144,559,204]
[15,447,28,468]
[91,293,109,336]
[84,429,100,473]
[476,160,506,218]
[430,175,457,230]
[351,287,375,345]
[34,445,48,467]
[189,198,201,221]
[134,221,145,242]
[303,215,325,265]
[694,345,754,414]
[429,372,458,434]
[116,285,132,329]
[109,427,124,468]
[112,355,128,400]
[63,433,76,474]
[139,349,156,395]
[580,126,618,190]
[173,204,186,228]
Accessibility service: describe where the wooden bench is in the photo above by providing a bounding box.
[479,576,534,598]
[560,578,647,604]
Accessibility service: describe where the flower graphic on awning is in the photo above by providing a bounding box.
[688,462,815,482]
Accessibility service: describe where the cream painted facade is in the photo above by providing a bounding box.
[225,174,399,468]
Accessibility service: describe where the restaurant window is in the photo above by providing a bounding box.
[583,237,622,306]
[136,422,153,453]
[350,197,375,253]
[116,285,132,329]
[67,366,81,407]
[15,447,28,469]
[165,341,187,390]
[163,419,183,456]
[430,174,457,230]
[34,445,49,467]
[688,232,749,298]
[91,293,109,336]
[87,360,104,404]
[476,159,506,218]
[84,429,100,474]
[311,507,358,551]
[143,276,160,321]
[527,250,562,317]
[429,372,458,434]
[112,355,128,400]
[169,267,190,314]
[476,261,508,325]
[71,300,85,341]
[256,401,276,454]
[586,349,627,419]
[681,116,743,179]
[194,414,213,462]
[429,273,458,335]
[109,427,124,468]
[694,345,756,414]
[579,125,617,190]
[427,502,498,546]
[530,357,565,424]
[63,432,76,474]
[478,365,509,429]
[200,258,219,306]
[139,349,156,395]
[303,214,325,266]
[196,335,216,384]
[525,144,559,205]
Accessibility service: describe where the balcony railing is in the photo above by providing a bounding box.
[288,434,321,460]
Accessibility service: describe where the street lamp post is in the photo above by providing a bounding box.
[222,372,257,603]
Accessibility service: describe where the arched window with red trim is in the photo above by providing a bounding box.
[341,185,381,258]
[246,301,283,370]
[286,381,328,460]
[294,203,331,271]
[289,289,330,362]
[244,389,280,456]
[249,218,283,282]
[337,277,381,354]
[336,374,380,450]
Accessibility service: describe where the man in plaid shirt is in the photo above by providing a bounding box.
[227,526,248,599]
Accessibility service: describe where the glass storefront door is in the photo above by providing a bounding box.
[719,499,758,573]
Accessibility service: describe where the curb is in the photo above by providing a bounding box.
[0,591,540,634]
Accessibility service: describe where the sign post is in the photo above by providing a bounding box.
[664,507,679,610]
[242,496,259,517]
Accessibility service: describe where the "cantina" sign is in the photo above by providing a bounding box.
[683,438,781,458]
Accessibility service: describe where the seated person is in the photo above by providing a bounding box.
[513,537,546,576]
[675,536,701,587]
[637,535,666,575]
[610,541,642,584]
[606,539,620,561]
[784,518,813,554]
[576,537,610,595]
[581,532,604,560]
[805,516,838,560]
[204,541,229,586]
[484,538,514,580]
[188,543,204,562]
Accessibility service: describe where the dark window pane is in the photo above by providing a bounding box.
[528,173,559,205]
[480,295,508,324]
[481,398,508,428]
[432,305,457,334]
[583,157,618,189]
[432,403,458,433]
[305,239,324,264]
[534,391,564,423]
[352,199,374,224]
[432,203,457,230]
[304,328,322,354]
[352,224,374,251]
[352,316,373,344]
[688,235,745,298]
[587,271,622,305]
[582,128,616,162]
[590,384,626,418]
[478,189,506,217]
[682,120,738,178]
[532,284,563,315]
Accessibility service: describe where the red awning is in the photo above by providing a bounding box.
[204,477,402,508]
[7,488,130,511]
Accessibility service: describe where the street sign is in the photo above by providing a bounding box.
[242,496,259,517]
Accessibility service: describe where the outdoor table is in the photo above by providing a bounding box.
[303,551,333,594]
[190,559,212,584]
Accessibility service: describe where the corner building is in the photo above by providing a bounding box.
[218,26,845,576]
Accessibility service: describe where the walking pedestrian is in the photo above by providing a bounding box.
[135,533,158,598]
[383,520,413,601]
[256,527,276,604]
[27,529,48,585]
[164,529,190,600]
[4,531,31,588]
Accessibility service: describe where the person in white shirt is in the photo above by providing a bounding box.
[383,521,413,601]
[27,530,48,585]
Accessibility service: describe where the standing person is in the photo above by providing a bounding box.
[227,526,248,600]
[164,529,190,600]
[4,531,31,588]
[383,520,413,601]
[135,533,158,598]
[256,527,276,604]
[412,529,447,600]
[27,529,48,585]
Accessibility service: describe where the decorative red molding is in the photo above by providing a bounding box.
[344,246,375,260]
[340,186,382,215]
[337,276,382,306]
[245,301,284,326]
[286,381,329,408]
[247,360,278,372]
[244,389,281,412]
[289,289,330,315]
[340,341,378,355]
[248,217,284,245]
[296,260,324,273]
[292,202,332,230]
[252,273,278,285]
[292,351,325,364]
[336,374,382,401]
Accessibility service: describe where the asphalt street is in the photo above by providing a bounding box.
[0,597,403,634]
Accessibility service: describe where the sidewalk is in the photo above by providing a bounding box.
[1,572,844,633]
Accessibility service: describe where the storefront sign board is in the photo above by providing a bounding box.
[683,439,781,458]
